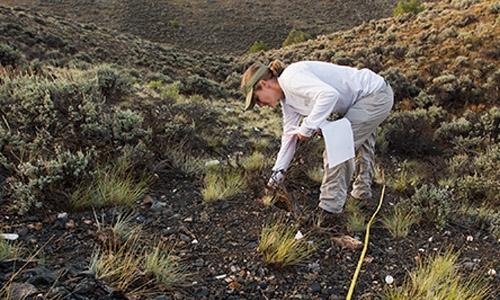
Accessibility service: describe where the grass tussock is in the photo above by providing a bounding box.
[345,197,368,233]
[71,159,149,209]
[201,167,245,202]
[382,250,492,300]
[0,237,22,260]
[258,219,319,267]
[381,200,421,238]
[90,220,185,294]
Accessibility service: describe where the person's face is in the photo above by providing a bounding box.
[253,80,281,108]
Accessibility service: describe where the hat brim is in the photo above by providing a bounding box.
[241,65,269,111]
[244,86,255,110]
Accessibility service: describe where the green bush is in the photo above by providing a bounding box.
[379,67,420,103]
[381,109,435,156]
[435,108,500,154]
[0,65,152,214]
[0,44,24,68]
[411,184,452,230]
[393,0,425,17]
[181,75,228,98]
[246,40,270,54]
[282,29,313,48]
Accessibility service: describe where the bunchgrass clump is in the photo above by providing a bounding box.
[241,152,265,171]
[201,167,245,202]
[345,198,368,233]
[382,250,491,299]
[347,212,367,234]
[143,242,186,287]
[90,229,147,293]
[381,200,420,238]
[90,223,186,294]
[0,237,22,260]
[307,166,324,183]
[258,219,318,267]
[71,159,149,209]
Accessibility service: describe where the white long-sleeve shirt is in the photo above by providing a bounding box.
[272,61,386,173]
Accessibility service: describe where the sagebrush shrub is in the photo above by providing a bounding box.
[95,65,131,102]
[379,67,420,102]
[0,66,152,214]
[181,75,228,99]
[0,44,24,68]
[411,184,452,230]
[435,108,500,154]
[447,144,500,205]
[381,109,435,156]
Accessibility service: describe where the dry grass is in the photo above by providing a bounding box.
[382,249,492,300]
[258,219,319,267]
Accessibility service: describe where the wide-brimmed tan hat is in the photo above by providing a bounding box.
[241,65,269,110]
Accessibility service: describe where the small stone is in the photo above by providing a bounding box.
[57,212,68,219]
[488,269,496,276]
[385,275,394,284]
[143,194,154,204]
[65,220,77,230]
[310,282,322,294]
[9,283,37,300]
[467,235,474,242]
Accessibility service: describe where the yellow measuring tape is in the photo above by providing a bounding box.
[346,184,386,300]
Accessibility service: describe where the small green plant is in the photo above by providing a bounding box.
[382,250,491,299]
[381,200,420,238]
[241,152,265,171]
[170,20,179,28]
[393,0,425,17]
[0,237,21,259]
[347,212,367,233]
[144,242,186,287]
[148,80,162,89]
[71,159,149,209]
[282,29,313,48]
[90,227,147,292]
[307,166,324,183]
[258,219,318,267]
[260,194,276,207]
[201,167,245,201]
[345,198,367,233]
[390,160,421,193]
[246,40,270,54]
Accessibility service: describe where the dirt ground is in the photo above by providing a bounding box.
[2,164,499,299]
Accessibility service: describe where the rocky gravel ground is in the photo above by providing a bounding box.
[2,171,499,299]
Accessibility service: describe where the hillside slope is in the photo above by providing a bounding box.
[1,1,500,299]
[1,0,406,54]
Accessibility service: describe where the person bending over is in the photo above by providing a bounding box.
[240,60,393,215]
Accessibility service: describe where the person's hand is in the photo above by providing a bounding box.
[264,184,275,196]
[297,133,311,140]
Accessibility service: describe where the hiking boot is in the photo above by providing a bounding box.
[309,207,347,229]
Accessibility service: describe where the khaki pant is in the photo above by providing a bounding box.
[318,82,393,213]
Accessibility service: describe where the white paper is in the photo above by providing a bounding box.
[320,118,355,168]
